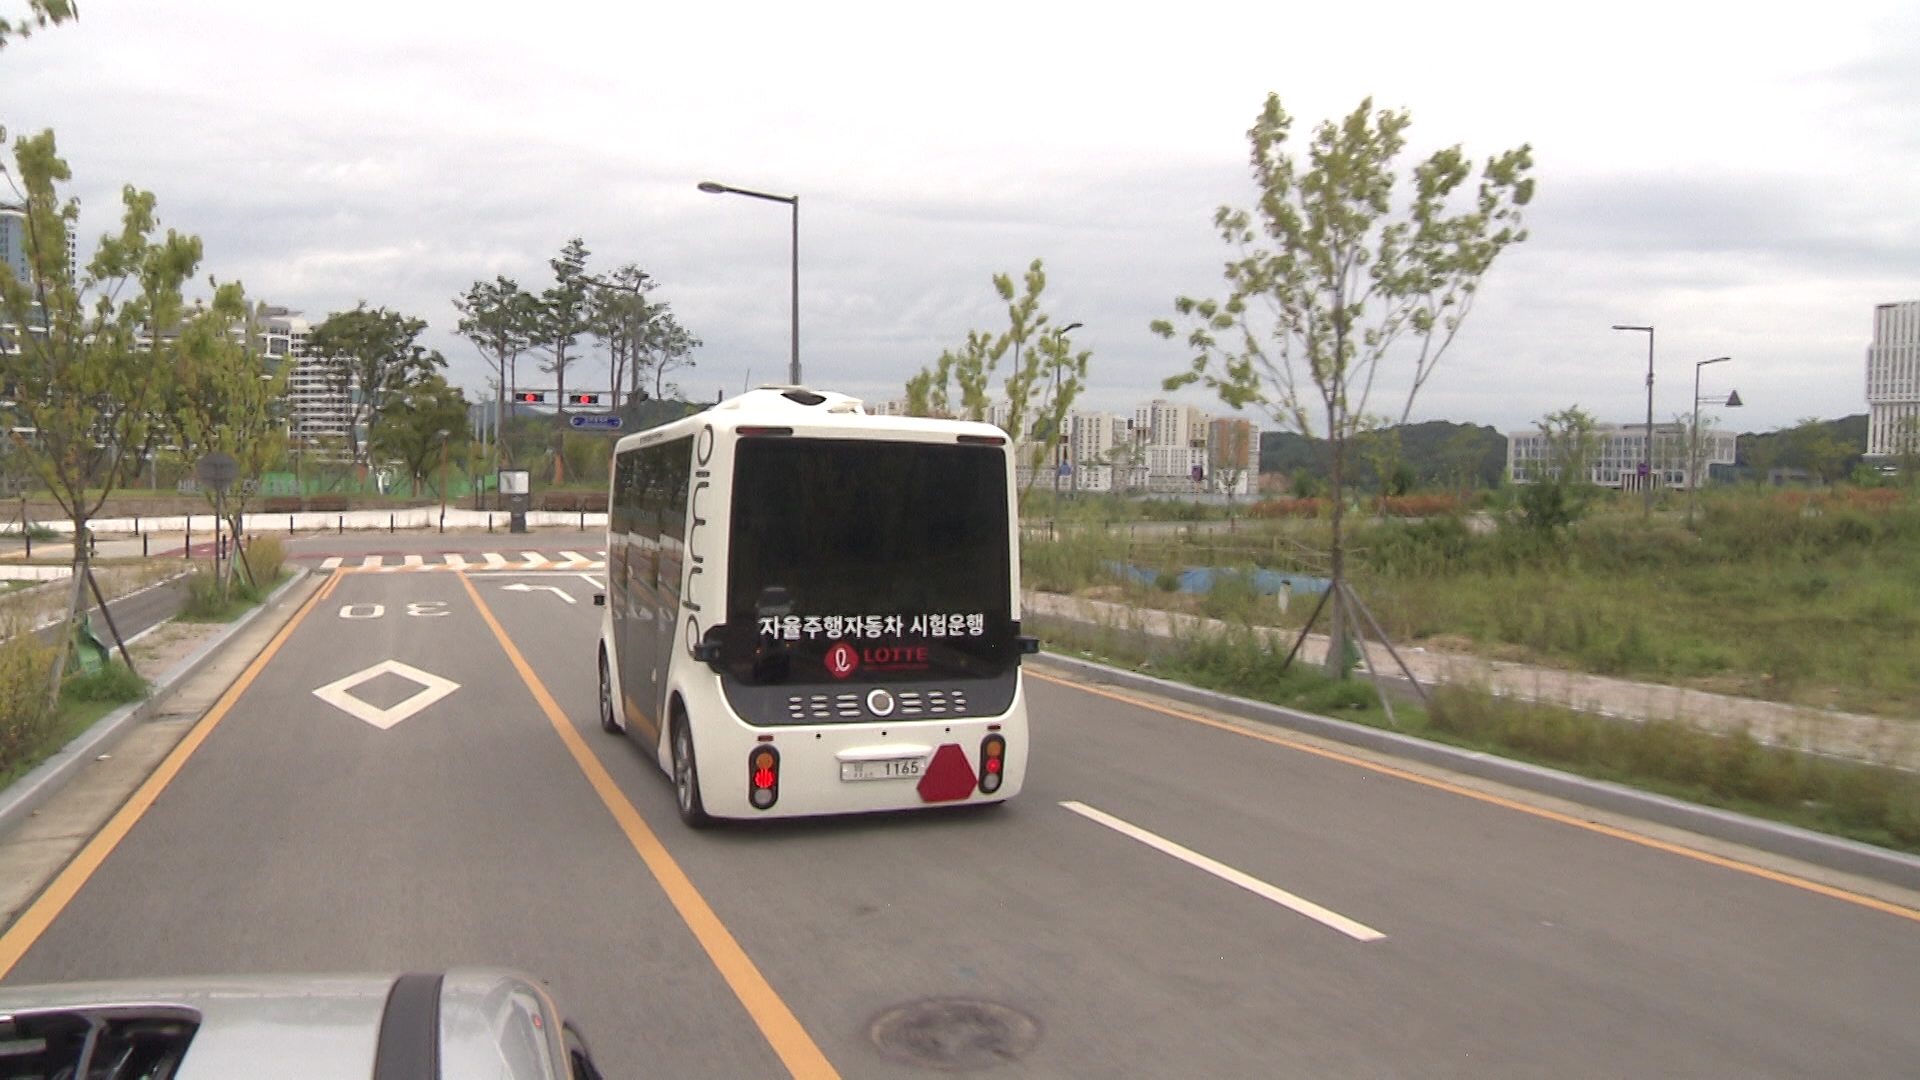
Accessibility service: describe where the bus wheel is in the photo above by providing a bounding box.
[597,651,620,734]
[672,716,711,828]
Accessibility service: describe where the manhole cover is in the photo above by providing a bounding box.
[869,998,1039,1071]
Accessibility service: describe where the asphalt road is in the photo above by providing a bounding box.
[29,574,188,654]
[2,540,1917,1077]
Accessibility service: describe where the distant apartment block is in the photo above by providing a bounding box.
[0,207,76,286]
[0,210,27,285]
[1867,300,1920,458]
[260,308,356,452]
[1507,422,1734,489]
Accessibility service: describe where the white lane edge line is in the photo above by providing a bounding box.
[1058,800,1386,943]
[579,573,604,589]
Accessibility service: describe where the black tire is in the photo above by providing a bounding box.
[671,714,712,828]
[597,650,621,734]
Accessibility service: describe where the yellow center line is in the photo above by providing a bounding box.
[1027,669,1920,925]
[0,571,340,978]
[457,573,839,1080]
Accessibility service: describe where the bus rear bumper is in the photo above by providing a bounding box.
[689,684,1029,821]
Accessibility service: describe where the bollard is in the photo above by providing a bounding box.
[142,532,149,558]
[488,513,494,533]
[338,515,343,534]
[23,530,29,558]
[580,508,585,531]
[390,513,395,534]
[134,515,140,534]
[185,516,191,560]
[289,515,294,536]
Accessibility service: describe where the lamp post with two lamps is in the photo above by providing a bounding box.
[1688,357,1741,528]
[698,180,800,387]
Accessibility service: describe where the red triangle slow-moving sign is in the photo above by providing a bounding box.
[916,744,977,803]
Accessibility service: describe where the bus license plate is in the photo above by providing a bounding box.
[841,757,928,782]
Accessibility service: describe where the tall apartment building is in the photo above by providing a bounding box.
[1506,422,1734,488]
[0,207,77,285]
[259,308,356,453]
[0,210,27,285]
[1867,300,1920,459]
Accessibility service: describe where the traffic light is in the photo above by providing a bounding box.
[513,391,547,404]
[566,392,602,406]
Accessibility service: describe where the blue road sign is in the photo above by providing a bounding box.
[569,414,623,430]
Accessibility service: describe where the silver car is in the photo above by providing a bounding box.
[0,969,604,1079]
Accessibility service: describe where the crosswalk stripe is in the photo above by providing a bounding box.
[312,552,608,573]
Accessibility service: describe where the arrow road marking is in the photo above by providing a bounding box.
[502,582,576,604]
[313,660,460,730]
[1059,800,1385,942]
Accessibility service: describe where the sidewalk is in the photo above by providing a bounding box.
[0,509,608,553]
[1022,590,1920,772]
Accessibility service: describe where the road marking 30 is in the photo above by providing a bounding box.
[1029,670,1920,925]
[1059,800,1385,942]
[0,571,342,977]
[457,574,838,1079]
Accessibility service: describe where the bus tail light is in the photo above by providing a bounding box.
[978,734,1007,795]
[748,746,780,810]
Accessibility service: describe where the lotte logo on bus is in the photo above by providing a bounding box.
[825,642,859,679]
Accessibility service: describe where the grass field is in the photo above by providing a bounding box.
[1031,611,1920,855]
[1022,488,1920,718]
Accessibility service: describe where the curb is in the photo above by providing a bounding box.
[0,568,314,842]
[1031,651,1920,894]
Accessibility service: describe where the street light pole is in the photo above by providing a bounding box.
[1612,324,1656,520]
[1052,322,1083,503]
[699,180,801,386]
[1688,356,1733,528]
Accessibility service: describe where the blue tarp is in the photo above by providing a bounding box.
[1105,562,1332,596]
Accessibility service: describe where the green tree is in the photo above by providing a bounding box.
[1518,406,1600,531]
[1782,417,1859,485]
[584,263,654,409]
[640,302,700,402]
[169,284,291,584]
[0,128,196,699]
[371,375,470,496]
[531,238,594,480]
[908,257,1061,438]
[1154,93,1532,676]
[307,304,445,466]
[454,276,538,464]
[0,0,75,49]
[1026,319,1092,505]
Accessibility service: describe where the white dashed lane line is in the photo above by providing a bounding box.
[1059,800,1386,942]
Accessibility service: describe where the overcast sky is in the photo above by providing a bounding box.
[4,0,1916,434]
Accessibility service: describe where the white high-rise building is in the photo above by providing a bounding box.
[261,309,355,452]
[1867,300,1920,459]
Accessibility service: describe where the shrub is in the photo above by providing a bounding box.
[62,660,147,703]
[0,631,56,774]
[242,534,284,590]
[1377,494,1458,518]
[182,571,222,618]
[1250,497,1327,518]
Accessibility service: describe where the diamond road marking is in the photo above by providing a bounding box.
[312,659,460,730]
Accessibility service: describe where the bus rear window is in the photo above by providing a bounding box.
[723,438,1012,684]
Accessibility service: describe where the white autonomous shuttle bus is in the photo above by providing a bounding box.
[595,386,1033,826]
